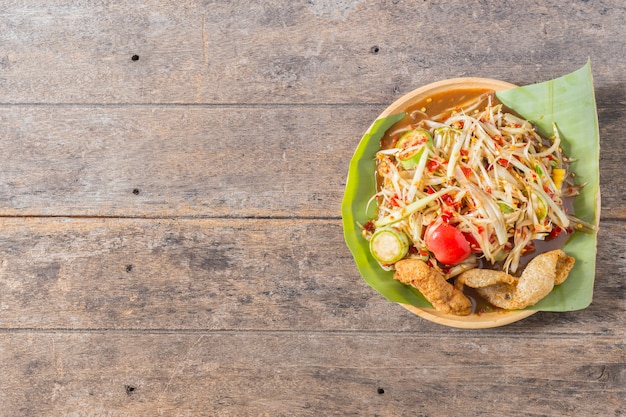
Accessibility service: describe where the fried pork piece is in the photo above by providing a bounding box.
[394,259,472,316]
[456,250,575,310]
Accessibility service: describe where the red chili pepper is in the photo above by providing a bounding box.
[427,158,440,172]
[497,159,510,168]
[548,226,562,239]
[461,166,473,177]
[441,193,457,206]
[441,210,454,223]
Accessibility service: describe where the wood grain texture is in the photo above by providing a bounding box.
[0,0,623,104]
[0,105,380,218]
[0,332,623,416]
[0,104,623,219]
[0,217,622,335]
[0,0,623,416]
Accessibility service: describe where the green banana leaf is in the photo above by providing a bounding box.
[341,62,599,312]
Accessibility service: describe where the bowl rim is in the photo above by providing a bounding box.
[378,77,518,118]
[400,304,538,329]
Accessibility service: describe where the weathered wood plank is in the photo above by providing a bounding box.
[0,105,380,217]
[0,1,621,416]
[597,98,626,219]
[0,331,623,416]
[0,217,622,334]
[0,0,623,104]
[0,104,622,218]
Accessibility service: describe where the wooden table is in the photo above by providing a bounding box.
[0,1,624,415]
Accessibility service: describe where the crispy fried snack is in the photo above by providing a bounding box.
[394,259,472,316]
[456,250,575,310]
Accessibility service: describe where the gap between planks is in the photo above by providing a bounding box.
[0,214,342,221]
[0,327,620,340]
[0,102,390,108]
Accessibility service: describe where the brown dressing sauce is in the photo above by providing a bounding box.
[381,88,495,149]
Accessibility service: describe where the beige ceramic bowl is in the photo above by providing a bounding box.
[378,77,539,329]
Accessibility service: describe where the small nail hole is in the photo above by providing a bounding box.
[125,385,136,394]
[132,188,140,195]
[377,387,385,394]
[131,55,139,61]
[125,264,133,273]
[370,46,380,54]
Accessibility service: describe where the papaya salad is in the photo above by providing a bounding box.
[362,91,592,286]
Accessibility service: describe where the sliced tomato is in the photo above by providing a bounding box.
[425,223,471,265]
[462,232,483,253]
